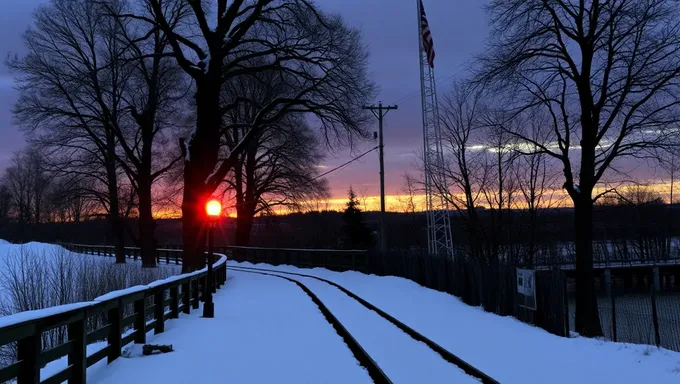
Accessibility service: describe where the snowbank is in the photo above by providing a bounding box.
[0,246,224,328]
[87,271,371,384]
[229,262,680,384]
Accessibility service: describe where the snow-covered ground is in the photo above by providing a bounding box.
[87,271,372,384]
[259,271,479,383]
[0,241,180,317]
[228,262,680,384]
[3,242,679,383]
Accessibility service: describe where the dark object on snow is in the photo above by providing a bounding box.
[143,344,174,355]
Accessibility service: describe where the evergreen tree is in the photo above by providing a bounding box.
[342,187,373,249]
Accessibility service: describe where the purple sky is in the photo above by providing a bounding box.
[0,0,489,202]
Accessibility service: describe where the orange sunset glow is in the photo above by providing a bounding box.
[148,180,678,219]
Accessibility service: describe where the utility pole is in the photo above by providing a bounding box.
[362,102,398,253]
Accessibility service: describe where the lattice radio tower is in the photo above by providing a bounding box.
[417,0,454,258]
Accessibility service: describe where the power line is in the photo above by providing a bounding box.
[313,146,379,181]
[211,146,378,213]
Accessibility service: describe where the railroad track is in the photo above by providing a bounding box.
[229,265,499,384]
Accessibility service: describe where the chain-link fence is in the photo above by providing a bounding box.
[565,270,680,351]
[367,249,569,338]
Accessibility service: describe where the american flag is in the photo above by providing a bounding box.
[420,0,435,68]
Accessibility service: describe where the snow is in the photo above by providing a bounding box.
[87,271,372,384]
[266,272,479,383]
[184,126,197,162]
[39,342,109,382]
[40,328,156,383]
[231,245,366,253]
[5,241,678,383]
[199,53,211,73]
[0,245,224,328]
[120,344,147,358]
[0,302,94,328]
[0,241,181,320]
[94,286,149,302]
[228,262,680,384]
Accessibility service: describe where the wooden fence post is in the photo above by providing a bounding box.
[133,298,146,344]
[108,302,123,363]
[170,286,179,319]
[154,290,165,334]
[191,279,199,309]
[17,333,41,384]
[68,319,87,384]
[563,274,570,337]
[182,281,191,314]
[611,288,617,342]
[651,282,661,347]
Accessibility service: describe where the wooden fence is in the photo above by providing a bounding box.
[227,246,369,272]
[59,243,368,272]
[59,243,186,266]
[0,245,227,384]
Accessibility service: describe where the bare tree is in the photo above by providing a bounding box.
[512,113,562,265]
[10,0,186,266]
[0,148,53,242]
[3,152,35,226]
[136,0,375,270]
[438,81,488,260]
[47,176,97,223]
[221,68,329,245]
[9,0,129,262]
[478,0,680,337]
[480,114,518,263]
[104,0,189,266]
[0,186,10,225]
[397,172,419,214]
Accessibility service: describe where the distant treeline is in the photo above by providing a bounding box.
[3,202,679,252]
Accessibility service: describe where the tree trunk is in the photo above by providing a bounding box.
[234,202,256,246]
[109,215,126,263]
[573,195,603,337]
[137,177,157,268]
[181,76,221,272]
[181,170,207,272]
[105,134,125,264]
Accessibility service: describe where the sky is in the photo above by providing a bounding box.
[309,0,490,209]
[13,0,673,214]
[1,0,674,214]
[0,0,490,211]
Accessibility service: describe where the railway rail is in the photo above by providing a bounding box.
[230,265,499,384]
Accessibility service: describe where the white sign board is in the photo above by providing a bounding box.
[516,268,537,310]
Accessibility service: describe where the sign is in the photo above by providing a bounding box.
[516,268,537,310]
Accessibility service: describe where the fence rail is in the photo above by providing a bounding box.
[59,243,368,272]
[61,243,680,353]
[227,246,368,272]
[0,245,227,384]
[59,243,186,266]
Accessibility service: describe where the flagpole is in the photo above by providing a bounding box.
[417,0,454,258]
[417,0,433,255]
